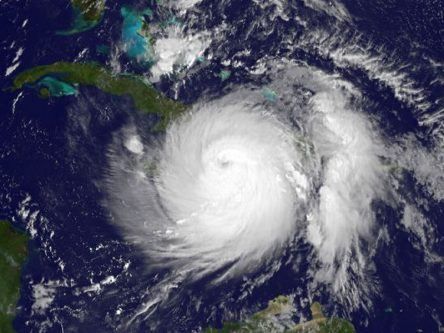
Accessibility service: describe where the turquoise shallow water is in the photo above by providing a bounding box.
[1,0,443,332]
[120,7,154,65]
[57,8,100,36]
[36,77,78,97]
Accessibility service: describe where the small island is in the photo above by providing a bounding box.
[0,220,29,333]
[12,61,186,129]
[205,296,355,333]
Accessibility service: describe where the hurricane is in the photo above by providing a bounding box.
[106,93,311,279]
[2,0,444,331]
[157,103,310,273]
[104,62,404,323]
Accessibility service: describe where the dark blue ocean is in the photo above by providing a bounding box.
[0,0,443,332]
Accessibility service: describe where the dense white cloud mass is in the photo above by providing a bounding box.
[155,103,309,276]
[105,66,387,310]
[150,26,209,82]
[305,86,386,307]
[106,63,442,320]
[106,93,312,281]
[169,0,202,10]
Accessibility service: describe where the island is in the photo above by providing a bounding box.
[205,296,355,333]
[58,0,106,35]
[0,220,29,333]
[11,61,186,129]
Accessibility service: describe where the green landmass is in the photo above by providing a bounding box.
[205,296,355,333]
[57,0,106,35]
[11,61,186,129]
[0,220,29,333]
[72,0,105,23]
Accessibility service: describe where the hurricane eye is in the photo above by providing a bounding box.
[218,159,231,168]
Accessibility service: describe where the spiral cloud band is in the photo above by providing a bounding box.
[106,65,422,313]
[155,104,309,275]
[106,95,311,280]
